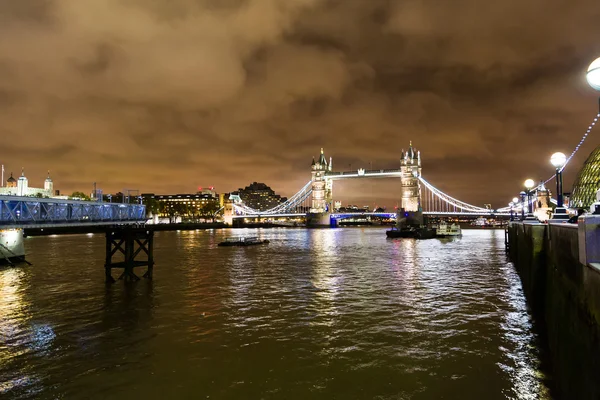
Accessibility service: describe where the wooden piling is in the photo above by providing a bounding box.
[104,227,154,283]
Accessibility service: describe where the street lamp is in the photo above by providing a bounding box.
[520,191,526,220]
[587,57,600,91]
[524,179,536,220]
[588,57,600,113]
[550,152,569,220]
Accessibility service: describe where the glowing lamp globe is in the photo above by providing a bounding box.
[550,152,567,169]
[512,197,519,204]
[587,57,600,91]
[524,179,535,190]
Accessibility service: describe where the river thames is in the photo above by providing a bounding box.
[0,228,551,399]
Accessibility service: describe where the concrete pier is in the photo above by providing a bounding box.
[306,212,332,227]
[508,220,600,399]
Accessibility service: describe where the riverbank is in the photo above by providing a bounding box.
[508,221,600,399]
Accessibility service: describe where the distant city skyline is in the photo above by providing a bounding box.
[1,1,600,208]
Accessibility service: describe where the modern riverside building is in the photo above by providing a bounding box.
[142,189,220,222]
[232,182,287,211]
[570,146,600,209]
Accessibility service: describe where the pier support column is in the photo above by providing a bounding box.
[306,212,331,227]
[104,227,154,283]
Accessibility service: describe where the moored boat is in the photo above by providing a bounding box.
[386,226,417,238]
[218,237,269,247]
[435,221,462,237]
[386,226,437,239]
[416,227,437,239]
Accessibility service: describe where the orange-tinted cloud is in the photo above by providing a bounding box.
[1,0,599,207]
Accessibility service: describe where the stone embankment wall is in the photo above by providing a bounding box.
[508,222,600,399]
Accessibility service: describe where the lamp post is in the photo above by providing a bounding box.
[509,202,514,221]
[524,179,536,221]
[550,152,569,220]
[587,57,600,214]
[586,56,600,93]
[511,197,519,221]
[520,191,526,220]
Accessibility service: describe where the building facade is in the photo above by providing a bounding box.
[233,182,287,211]
[571,146,600,209]
[0,170,54,197]
[142,189,220,221]
[310,148,332,213]
[400,142,421,212]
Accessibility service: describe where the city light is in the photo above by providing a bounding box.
[524,179,535,190]
[550,152,567,169]
[587,57,600,91]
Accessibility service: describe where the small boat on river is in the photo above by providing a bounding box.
[218,237,269,247]
[435,221,462,238]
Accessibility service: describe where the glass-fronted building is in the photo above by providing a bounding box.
[570,146,600,208]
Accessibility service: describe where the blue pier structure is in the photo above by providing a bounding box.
[0,195,145,229]
[0,195,151,283]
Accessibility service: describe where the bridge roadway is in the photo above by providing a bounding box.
[0,195,146,229]
[232,211,510,219]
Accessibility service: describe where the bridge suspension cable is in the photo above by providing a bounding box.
[233,181,312,215]
[419,176,490,213]
[235,176,499,216]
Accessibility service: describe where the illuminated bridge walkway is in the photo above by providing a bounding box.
[233,210,511,221]
[0,195,146,229]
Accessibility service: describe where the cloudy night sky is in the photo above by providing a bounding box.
[1,0,600,208]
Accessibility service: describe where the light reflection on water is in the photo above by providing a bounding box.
[0,229,551,399]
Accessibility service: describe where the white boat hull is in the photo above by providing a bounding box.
[0,229,25,264]
[435,222,462,237]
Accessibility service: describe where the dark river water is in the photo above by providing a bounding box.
[0,228,551,399]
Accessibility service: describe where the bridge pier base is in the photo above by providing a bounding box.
[306,212,332,228]
[104,227,154,283]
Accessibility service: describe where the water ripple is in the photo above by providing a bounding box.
[0,228,551,399]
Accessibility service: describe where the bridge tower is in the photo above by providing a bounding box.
[310,148,332,213]
[400,142,421,212]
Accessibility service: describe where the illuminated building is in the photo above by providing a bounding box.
[570,146,600,209]
[233,182,287,211]
[310,148,332,213]
[400,142,421,212]
[0,169,54,197]
[142,188,220,221]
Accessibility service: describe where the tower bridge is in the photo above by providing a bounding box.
[228,143,509,226]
